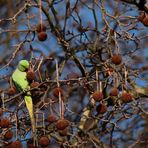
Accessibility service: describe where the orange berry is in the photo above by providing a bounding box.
[8,87,16,95]
[0,118,10,128]
[47,115,57,124]
[38,32,47,41]
[92,91,104,102]
[30,82,39,88]
[110,88,118,96]
[53,87,64,98]
[27,70,35,81]
[36,24,46,33]
[111,54,122,65]
[11,140,22,148]
[4,130,13,140]
[121,92,132,103]
[39,136,50,147]
[56,119,69,130]
[96,104,107,114]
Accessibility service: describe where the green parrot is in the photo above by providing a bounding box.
[12,60,36,140]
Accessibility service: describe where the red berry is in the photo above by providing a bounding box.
[30,82,39,88]
[39,136,50,147]
[59,128,68,136]
[38,32,47,41]
[111,54,122,65]
[96,104,107,114]
[8,87,16,95]
[121,92,132,103]
[36,24,46,33]
[0,108,3,116]
[56,119,70,130]
[0,118,10,128]
[92,91,104,102]
[27,139,36,148]
[27,70,35,81]
[11,140,22,148]
[110,88,118,96]
[4,130,13,140]
[53,87,64,98]
[47,115,57,124]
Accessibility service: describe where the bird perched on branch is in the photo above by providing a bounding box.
[12,60,36,144]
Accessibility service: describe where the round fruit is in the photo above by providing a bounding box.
[121,92,132,103]
[4,130,13,140]
[92,91,104,102]
[8,87,16,95]
[56,119,69,130]
[96,104,107,114]
[59,128,68,136]
[111,54,122,65]
[53,87,63,98]
[47,115,56,124]
[36,24,46,33]
[0,108,3,116]
[142,16,148,26]
[11,140,22,148]
[27,70,35,81]
[27,139,36,148]
[0,118,10,128]
[38,32,47,41]
[110,88,118,96]
[39,136,50,147]
[30,82,39,88]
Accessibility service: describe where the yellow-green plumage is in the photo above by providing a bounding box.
[12,60,36,136]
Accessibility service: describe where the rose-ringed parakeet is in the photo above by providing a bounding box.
[12,60,36,142]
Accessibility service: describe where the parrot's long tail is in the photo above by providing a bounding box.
[24,94,37,146]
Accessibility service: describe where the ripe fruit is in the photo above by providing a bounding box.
[27,139,36,148]
[111,54,122,65]
[38,32,47,41]
[110,88,118,96]
[0,118,10,128]
[27,70,35,81]
[121,92,132,103]
[4,130,13,140]
[36,24,46,33]
[59,128,68,136]
[53,87,64,98]
[138,12,148,27]
[11,140,22,148]
[56,119,69,130]
[0,108,3,116]
[8,87,16,95]
[39,136,50,147]
[30,82,39,88]
[92,91,104,102]
[96,104,107,114]
[47,115,57,124]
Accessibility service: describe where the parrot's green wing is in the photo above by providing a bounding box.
[12,68,36,144]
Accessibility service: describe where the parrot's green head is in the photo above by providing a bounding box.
[18,60,30,72]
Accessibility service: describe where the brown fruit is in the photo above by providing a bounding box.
[36,24,46,33]
[121,92,132,103]
[56,119,70,130]
[8,87,16,95]
[142,16,148,26]
[27,70,35,81]
[96,104,107,114]
[138,12,148,27]
[11,140,22,148]
[59,128,68,136]
[111,54,122,65]
[92,91,104,102]
[0,108,3,116]
[53,87,64,98]
[30,82,39,88]
[0,118,10,128]
[110,88,118,96]
[47,115,57,124]
[39,136,50,147]
[38,32,47,41]
[4,130,13,140]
